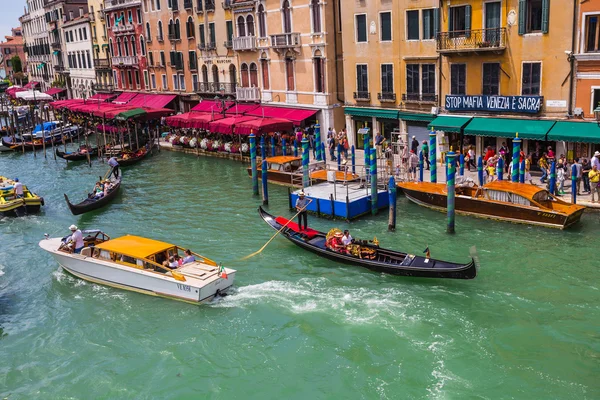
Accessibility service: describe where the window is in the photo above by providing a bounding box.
[381,64,393,93]
[140,36,146,55]
[83,28,87,40]
[230,64,237,87]
[519,0,549,34]
[209,22,215,46]
[199,24,205,46]
[407,10,419,40]
[422,64,436,99]
[237,16,245,37]
[186,16,194,38]
[149,51,154,65]
[285,58,295,91]
[258,5,266,37]
[226,21,234,44]
[356,64,368,93]
[124,38,129,56]
[179,74,185,91]
[160,51,165,66]
[422,9,435,40]
[261,59,269,90]
[158,21,163,41]
[144,71,150,88]
[247,16,255,36]
[282,0,292,33]
[173,74,179,90]
[175,19,181,39]
[311,0,321,33]
[585,15,600,52]
[406,64,419,97]
[127,70,133,88]
[522,62,541,95]
[482,63,500,95]
[189,51,197,69]
[201,65,208,83]
[192,74,198,91]
[250,63,258,87]
[449,6,470,35]
[592,88,600,114]
[137,8,142,24]
[156,0,161,10]
[380,12,391,41]
[450,64,466,95]
[527,0,542,32]
[131,36,137,56]
[162,74,167,90]
[86,51,91,69]
[120,71,125,89]
[356,14,367,42]
[128,11,133,23]
[212,65,219,83]
[313,56,325,93]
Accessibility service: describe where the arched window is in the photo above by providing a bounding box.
[313,50,325,93]
[175,19,181,39]
[241,63,249,87]
[201,65,208,83]
[130,35,136,56]
[140,35,146,55]
[186,16,194,38]
[282,0,292,33]
[212,65,220,83]
[146,22,151,38]
[158,20,163,41]
[258,5,266,37]
[117,38,122,56]
[246,15,255,36]
[261,58,269,90]
[285,56,294,91]
[237,16,246,37]
[249,62,258,87]
[124,38,130,56]
[229,64,237,87]
[109,38,114,57]
[168,19,174,38]
[311,0,321,33]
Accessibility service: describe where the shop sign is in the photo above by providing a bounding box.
[445,95,543,114]
[546,100,567,108]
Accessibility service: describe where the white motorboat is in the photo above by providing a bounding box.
[39,231,236,304]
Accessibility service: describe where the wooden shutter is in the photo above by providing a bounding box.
[518,0,526,35]
[465,5,472,38]
[541,0,550,34]
[433,8,440,38]
[169,51,175,66]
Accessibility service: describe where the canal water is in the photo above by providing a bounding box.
[1,147,598,399]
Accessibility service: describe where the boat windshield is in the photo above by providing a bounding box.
[485,189,531,206]
[532,191,555,203]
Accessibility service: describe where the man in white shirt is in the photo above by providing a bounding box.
[14,178,23,198]
[68,224,84,254]
[592,151,600,170]
[342,230,353,246]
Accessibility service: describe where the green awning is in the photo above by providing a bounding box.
[93,44,99,49]
[101,44,109,48]
[547,121,600,143]
[463,117,556,139]
[52,50,60,55]
[398,111,435,123]
[427,116,472,133]
[115,108,146,121]
[344,107,398,120]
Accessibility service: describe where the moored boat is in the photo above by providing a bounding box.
[258,207,478,279]
[56,145,98,161]
[115,147,149,167]
[64,174,121,215]
[397,180,586,229]
[0,176,44,216]
[39,231,236,304]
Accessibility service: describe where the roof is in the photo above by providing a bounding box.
[191,99,234,113]
[464,117,556,139]
[96,235,176,259]
[115,108,146,121]
[547,121,600,143]
[267,156,301,164]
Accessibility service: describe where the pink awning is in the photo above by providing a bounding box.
[45,88,65,96]
[127,94,176,109]
[91,104,130,118]
[225,103,261,116]
[88,93,117,102]
[111,92,138,104]
[102,105,138,119]
[234,117,294,135]
[50,99,83,109]
[208,115,257,135]
[246,106,318,126]
[191,100,234,113]
[23,81,39,89]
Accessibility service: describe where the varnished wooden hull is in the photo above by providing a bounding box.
[400,185,584,229]
[246,167,297,186]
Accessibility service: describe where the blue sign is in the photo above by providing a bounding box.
[445,95,543,114]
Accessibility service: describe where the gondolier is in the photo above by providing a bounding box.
[296,191,309,230]
[108,156,119,178]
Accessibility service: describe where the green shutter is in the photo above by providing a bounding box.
[518,0,526,35]
[541,0,550,34]
[465,5,471,38]
[170,51,175,65]
[433,8,440,38]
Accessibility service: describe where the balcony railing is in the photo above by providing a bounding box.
[184,0,193,9]
[436,28,506,53]
[353,91,370,101]
[113,56,139,66]
[233,36,256,51]
[224,40,233,49]
[168,34,181,42]
[94,58,111,69]
[189,61,198,71]
[196,82,236,95]
[113,24,135,34]
[98,11,105,21]
[53,64,65,72]
[236,86,260,102]
[270,33,300,49]
[378,92,396,102]
[104,0,142,12]
[205,0,215,11]
[50,41,61,50]
[402,93,438,103]
[206,42,216,50]
[92,83,115,93]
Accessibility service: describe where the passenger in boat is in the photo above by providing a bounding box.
[342,230,353,246]
[182,249,195,264]
[67,224,84,254]
[13,178,23,198]
[327,231,346,253]
[167,256,179,269]
[107,156,119,178]
[92,181,104,199]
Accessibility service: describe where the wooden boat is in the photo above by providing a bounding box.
[115,147,149,167]
[56,146,98,161]
[258,207,478,279]
[39,231,236,304]
[64,174,121,215]
[1,124,80,151]
[397,180,586,229]
[0,176,44,216]
[246,156,359,186]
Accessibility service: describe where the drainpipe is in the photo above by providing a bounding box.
[568,0,577,117]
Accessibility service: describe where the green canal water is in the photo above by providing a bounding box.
[0,147,598,399]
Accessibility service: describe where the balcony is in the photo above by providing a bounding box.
[112,24,135,34]
[236,86,260,102]
[353,91,370,101]
[168,34,181,42]
[196,82,236,95]
[102,35,107,41]
[378,92,396,103]
[205,0,215,11]
[402,93,438,104]
[224,40,232,49]
[92,36,98,43]
[92,83,115,93]
[53,64,65,72]
[233,36,256,51]
[104,0,142,12]
[436,28,506,54]
[184,0,193,9]
[113,56,139,67]
[94,58,111,69]
[50,41,61,50]
[98,11,105,21]
[90,13,95,22]
[168,62,184,71]
[270,33,300,50]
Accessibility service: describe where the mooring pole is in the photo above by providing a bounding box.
[419,149,424,182]
[363,133,370,182]
[571,163,577,204]
[351,145,356,175]
[321,142,325,162]
[260,135,266,160]
[520,160,525,183]
[477,156,483,186]
[302,137,310,188]
[512,133,521,182]
[388,175,396,231]
[429,130,437,183]
[549,161,557,195]
[250,133,258,195]
[282,137,287,156]
[446,150,457,234]
[370,144,378,215]
[271,135,276,157]
[293,139,298,157]
[337,143,342,171]
[459,153,464,176]
[261,159,269,205]
[497,157,504,181]
[314,120,321,161]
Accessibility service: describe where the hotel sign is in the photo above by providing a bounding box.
[445,95,543,114]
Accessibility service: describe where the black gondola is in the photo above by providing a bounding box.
[56,147,99,161]
[258,207,478,279]
[64,174,121,216]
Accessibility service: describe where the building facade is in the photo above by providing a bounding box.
[88,0,113,92]
[0,28,26,80]
[62,14,96,98]
[21,0,52,90]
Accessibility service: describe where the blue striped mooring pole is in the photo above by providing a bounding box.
[388,176,396,231]
[282,137,287,156]
[429,131,437,183]
[363,133,371,182]
[271,136,276,157]
[337,144,342,171]
[321,142,325,162]
[260,135,266,160]
[571,164,577,204]
[512,134,521,182]
[459,153,465,176]
[419,149,424,182]
[261,159,269,205]
[302,138,310,188]
[497,157,504,181]
[520,160,525,183]
[293,140,298,157]
[549,161,556,195]
[351,145,356,174]
[315,121,322,161]
[370,145,378,215]
[250,133,258,195]
[446,150,457,234]
[477,156,484,186]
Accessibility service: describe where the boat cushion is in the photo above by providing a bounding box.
[275,216,319,239]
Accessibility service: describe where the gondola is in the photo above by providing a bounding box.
[258,207,478,279]
[64,173,121,216]
[56,146,99,161]
[115,148,149,167]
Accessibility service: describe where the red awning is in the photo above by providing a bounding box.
[45,88,65,96]
[166,112,224,129]
[225,103,261,116]
[191,100,234,113]
[208,115,257,135]
[141,107,174,120]
[87,93,117,102]
[111,92,138,104]
[127,94,176,109]
[102,105,138,119]
[50,99,83,109]
[246,106,318,126]
[234,117,294,135]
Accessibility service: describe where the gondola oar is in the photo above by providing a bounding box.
[242,199,312,260]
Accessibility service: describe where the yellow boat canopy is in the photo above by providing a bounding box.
[96,235,176,260]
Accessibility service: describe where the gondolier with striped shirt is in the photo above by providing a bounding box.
[296,191,309,231]
[107,156,119,179]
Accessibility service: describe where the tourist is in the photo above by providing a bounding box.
[375,131,384,158]
[483,146,495,163]
[408,150,418,181]
[589,165,600,202]
[486,156,497,182]
[14,178,23,198]
[591,151,600,170]
[107,156,120,178]
[296,191,310,230]
[342,230,353,246]
[341,133,349,159]
[422,140,430,170]
[573,158,583,195]
[539,153,549,184]
[168,256,179,269]
[526,154,534,185]
[557,163,565,195]
[92,181,104,199]
[182,249,195,264]
[582,158,591,193]
[68,224,84,254]
[411,135,419,154]
[328,135,336,161]
[467,146,476,171]
[547,146,555,161]
[296,129,303,145]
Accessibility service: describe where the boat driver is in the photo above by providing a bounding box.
[67,224,84,254]
[14,178,23,198]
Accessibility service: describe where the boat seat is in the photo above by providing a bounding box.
[274,217,319,239]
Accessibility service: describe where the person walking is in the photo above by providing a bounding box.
[573,158,582,195]
[467,146,476,171]
[422,140,430,170]
[328,134,336,162]
[592,151,600,170]
[582,158,591,193]
[411,135,419,154]
[375,131,384,158]
[295,191,310,230]
[539,153,549,184]
[525,154,534,185]
[589,165,600,203]
[408,150,418,181]
[557,163,565,195]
